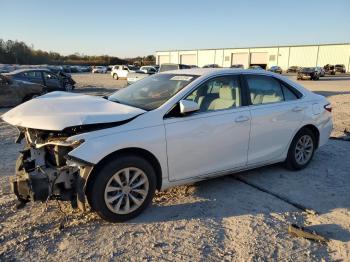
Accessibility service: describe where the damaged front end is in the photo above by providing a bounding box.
[11,128,89,209]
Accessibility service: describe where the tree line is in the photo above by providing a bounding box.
[0,39,155,66]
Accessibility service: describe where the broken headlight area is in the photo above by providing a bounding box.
[10,128,87,209]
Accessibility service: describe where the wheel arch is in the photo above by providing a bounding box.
[85,147,163,195]
[297,124,320,149]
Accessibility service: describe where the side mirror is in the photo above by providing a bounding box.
[179,100,199,115]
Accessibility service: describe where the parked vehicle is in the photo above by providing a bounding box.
[2,68,332,222]
[139,66,157,74]
[159,63,191,72]
[127,71,151,85]
[286,66,300,73]
[3,69,74,92]
[0,74,43,107]
[335,64,346,73]
[203,64,221,68]
[92,66,108,74]
[297,67,320,80]
[249,65,264,70]
[268,66,282,74]
[323,64,335,75]
[315,67,325,77]
[111,65,136,79]
[46,66,76,88]
[231,64,244,69]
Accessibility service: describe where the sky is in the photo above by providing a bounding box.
[1,0,350,58]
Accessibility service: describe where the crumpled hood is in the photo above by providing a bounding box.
[1,91,146,131]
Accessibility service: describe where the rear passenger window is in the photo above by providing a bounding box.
[281,84,298,101]
[246,75,284,105]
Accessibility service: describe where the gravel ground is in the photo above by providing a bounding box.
[0,73,349,261]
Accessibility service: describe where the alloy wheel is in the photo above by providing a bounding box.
[294,135,314,165]
[104,167,149,215]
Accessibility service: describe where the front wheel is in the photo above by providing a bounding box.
[88,155,157,222]
[113,74,118,80]
[285,128,316,170]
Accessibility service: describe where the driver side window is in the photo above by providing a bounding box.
[44,72,58,80]
[185,75,242,112]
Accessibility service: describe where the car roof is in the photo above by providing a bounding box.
[158,68,282,77]
[5,68,50,75]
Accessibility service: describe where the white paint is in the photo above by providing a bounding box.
[1,91,145,130]
[3,69,333,191]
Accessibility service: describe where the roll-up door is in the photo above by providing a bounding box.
[180,54,197,65]
[158,55,170,65]
[231,53,249,69]
[250,53,268,64]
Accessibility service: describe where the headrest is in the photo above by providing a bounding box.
[219,86,235,100]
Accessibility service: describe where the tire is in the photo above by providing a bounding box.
[88,155,157,222]
[285,128,316,170]
[113,73,118,80]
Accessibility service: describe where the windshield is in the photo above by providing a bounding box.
[108,73,198,110]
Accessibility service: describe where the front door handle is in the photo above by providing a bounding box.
[235,115,250,123]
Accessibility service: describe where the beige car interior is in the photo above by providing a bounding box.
[247,77,283,105]
[186,78,241,112]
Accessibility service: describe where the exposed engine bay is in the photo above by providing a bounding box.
[11,127,88,209]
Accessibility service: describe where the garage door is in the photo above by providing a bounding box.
[231,53,249,69]
[250,52,268,64]
[180,54,197,65]
[158,55,170,65]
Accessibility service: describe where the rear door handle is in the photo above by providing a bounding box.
[235,115,250,123]
[292,106,305,112]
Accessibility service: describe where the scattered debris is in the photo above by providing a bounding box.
[330,129,350,141]
[288,224,329,243]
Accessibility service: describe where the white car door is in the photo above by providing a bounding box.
[244,74,305,165]
[164,75,251,181]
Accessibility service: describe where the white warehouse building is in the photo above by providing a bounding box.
[156,43,350,71]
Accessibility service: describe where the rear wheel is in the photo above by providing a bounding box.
[113,73,118,80]
[88,155,156,222]
[285,128,316,170]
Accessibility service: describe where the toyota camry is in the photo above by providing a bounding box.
[2,68,333,222]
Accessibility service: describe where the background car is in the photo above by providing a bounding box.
[286,66,300,73]
[203,64,221,68]
[92,66,108,74]
[158,63,191,72]
[231,64,244,69]
[127,71,151,84]
[315,66,325,77]
[249,65,264,70]
[0,74,43,107]
[335,64,346,73]
[323,64,336,75]
[139,66,157,74]
[297,67,320,80]
[111,65,136,79]
[3,69,73,92]
[268,66,282,74]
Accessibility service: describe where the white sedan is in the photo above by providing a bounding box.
[2,69,333,222]
[92,66,107,74]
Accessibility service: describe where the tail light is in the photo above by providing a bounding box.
[324,104,332,113]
